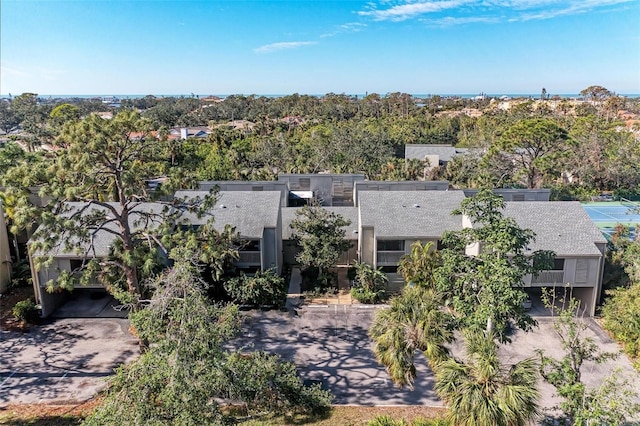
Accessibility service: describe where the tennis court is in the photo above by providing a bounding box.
[582,200,640,240]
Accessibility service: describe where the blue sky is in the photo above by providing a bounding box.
[1,0,639,95]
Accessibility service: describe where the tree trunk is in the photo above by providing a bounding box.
[486,316,494,336]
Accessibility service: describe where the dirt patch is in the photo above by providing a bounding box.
[0,399,101,425]
[0,285,37,332]
[0,402,446,425]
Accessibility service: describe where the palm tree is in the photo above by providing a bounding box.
[435,331,539,426]
[369,286,453,388]
[397,241,441,289]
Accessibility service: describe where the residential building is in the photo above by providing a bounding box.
[29,175,608,317]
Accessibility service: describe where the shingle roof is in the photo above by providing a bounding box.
[281,207,359,240]
[359,191,466,238]
[175,191,281,239]
[404,144,468,162]
[43,202,168,257]
[502,202,606,256]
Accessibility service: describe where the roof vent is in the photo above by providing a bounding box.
[413,204,420,208]
[220,204,226,209]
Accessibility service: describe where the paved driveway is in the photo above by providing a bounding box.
[0,318,139,405]
[234,305,640,409]
[1,306,639,412]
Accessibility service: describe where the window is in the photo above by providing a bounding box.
[70,259,84,271]
[252,186,263,191]
[437,239,445,251]
[552,258,565,271]
[380,266,398,274]
[378,240,404,251]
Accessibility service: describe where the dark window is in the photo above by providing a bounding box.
[378,240,404,251]
[380,266,398,274]
[252,186,263,191]
[552,258,565,270]
[437,239,444,251]
[70,259,84,271]
[241,240,260,251]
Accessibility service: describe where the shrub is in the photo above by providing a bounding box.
[12,299,38,323]
[350,262,388,304]
[367,415,407,426]
[224,268,287,306]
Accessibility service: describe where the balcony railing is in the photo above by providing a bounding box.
[531,270,565,285]
[377,251,404,265]
[238,251,261,265]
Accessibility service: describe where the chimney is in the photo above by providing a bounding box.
[180,128,188,140]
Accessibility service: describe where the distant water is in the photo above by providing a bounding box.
[1,93,639,100]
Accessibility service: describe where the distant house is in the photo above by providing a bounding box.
[168,127,210,140]
[404,144,469,169]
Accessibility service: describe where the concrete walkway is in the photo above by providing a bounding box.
[285,267,303,310]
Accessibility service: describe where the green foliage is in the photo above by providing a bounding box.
[537,292,639,424]
[435,331,540,426]
[85,258,331,425]
[350,262,388,304]
[12,298,37,323]
[290,203,351,274]
[369,286,454,387]
[367,416,451,426]
[224,268,287,306]
[435,189,555,341]
[602,238,640,366]
[218,351,333,416]
[548,184,599,201]
[488,118,570,189]
[398,241,441,288]
[603,284,640,364]
[367,415,408,426]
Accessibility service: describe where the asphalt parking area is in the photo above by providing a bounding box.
[0,318,139,405]
[235,305,640,409]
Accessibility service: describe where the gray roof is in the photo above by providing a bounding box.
[42,202,168,258]
[503,202,606,256]
[404,144,468,162]
[281,207,359,240]
[175,191,281,239]
[359,191,466,238]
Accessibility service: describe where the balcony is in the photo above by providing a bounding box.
[238,251,261,265]
[531,270,565,285]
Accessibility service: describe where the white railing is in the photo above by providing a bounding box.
[531,270,565,285]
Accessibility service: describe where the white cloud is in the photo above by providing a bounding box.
[359,0,471,21]
[321,22,368,38]
[254,41,317,54]
[357,0,634,24]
